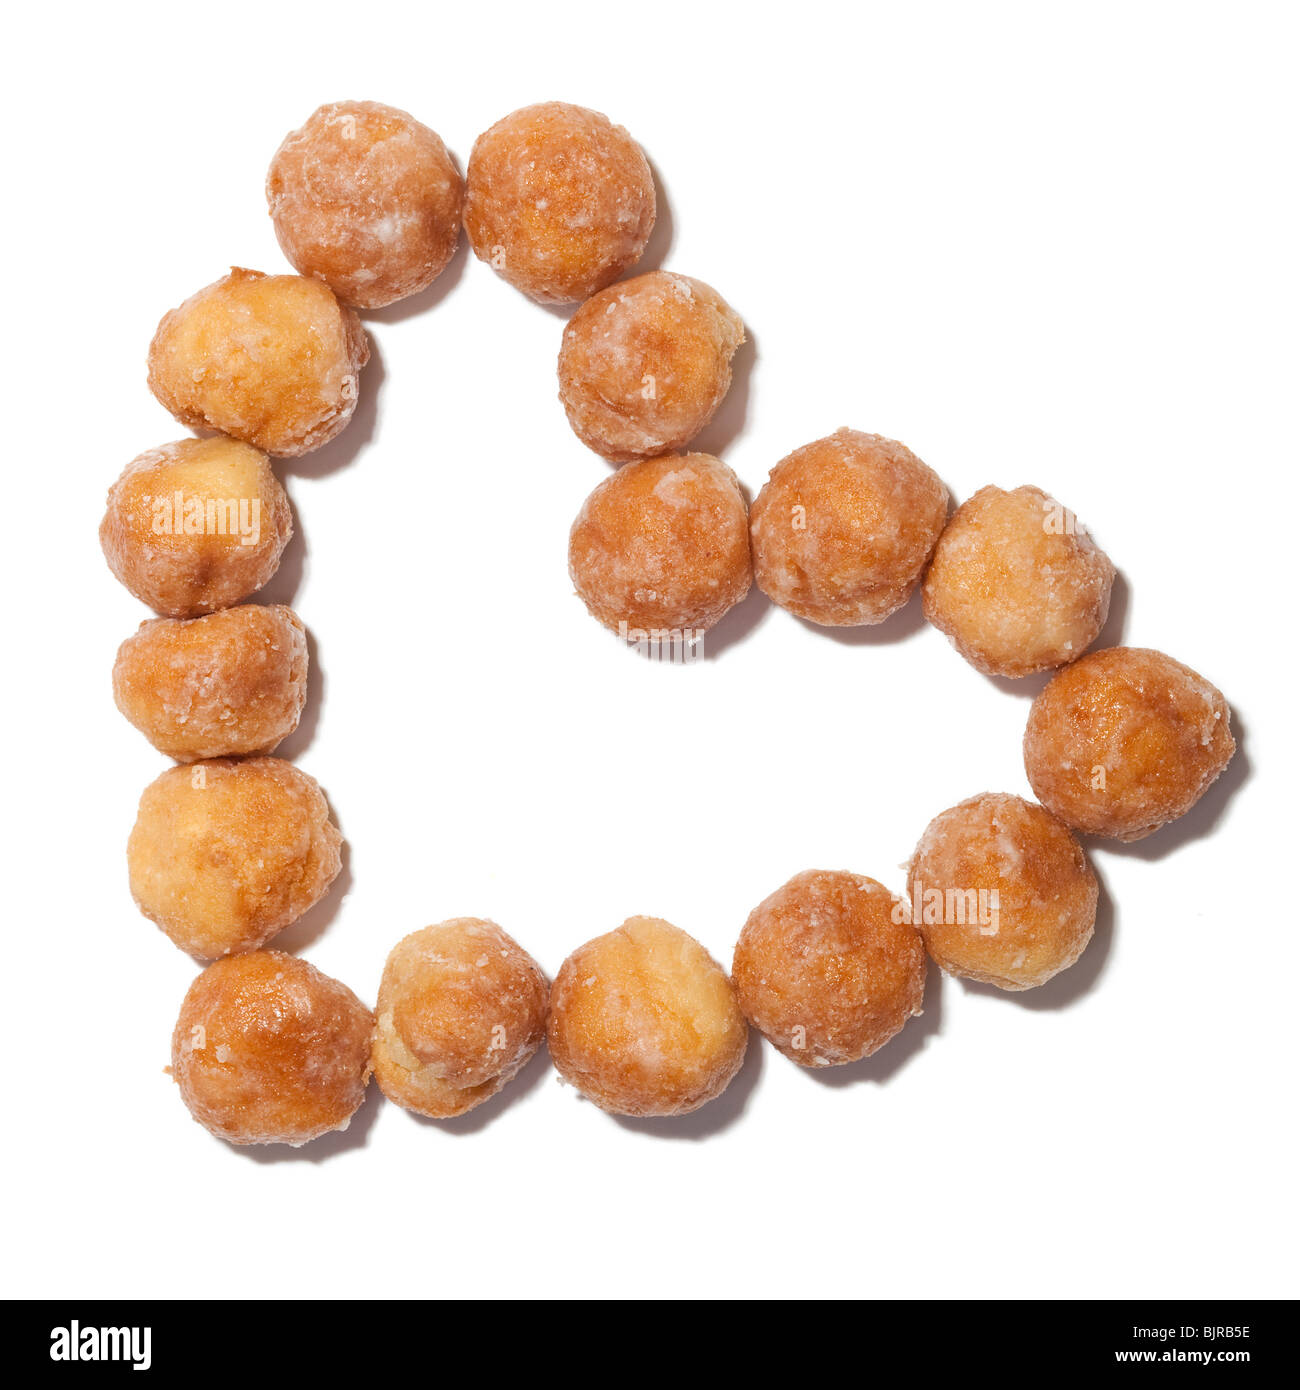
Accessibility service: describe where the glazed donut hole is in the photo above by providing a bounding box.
[371,919,549,1120]
[267,100,464,310]
[547,916,748,1118]
[147,267,370,457]
[1024,646,1235,842]
[128,757,342,959]
[113,603,308,762]
[749,428,949,626]
[171,950,373,1147]
[568,452,752,639]
[558,271,745,463]
[99,438,292,618]
[732,871,926,1067]
[465,101,656,304]
[923,484,1116,678]
[907,793,1097,992]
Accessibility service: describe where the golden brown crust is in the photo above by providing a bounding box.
[732,871,926,1066]
[1023,647,1235,841]
[371,1026,517,1120]
[558,272,744,462]
[128,757,342,959]
[907,793,1097,990]
[371,919,549,1120]
[147,268,370,457]
[99,438,292,617]
[749,428,949,625]
[171,951,373,1146]
[568,452,752,635]
[112,604,307,761]
[547,917,748,1117]
[464,102,655,304]
[923,485,1115,677]
[267,100,464,309]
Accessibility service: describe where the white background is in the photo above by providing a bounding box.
[5,0,1296,1300]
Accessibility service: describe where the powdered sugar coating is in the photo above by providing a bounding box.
[749,428,949,625]
[464,102,655,304]
[907,793,1097,991]
[548,917,748,1117]
[568,452,752,634]
[732,870,926,1066]
[267,100,463,309]
[558,271,744,462]
[112,604,308,761]
[99,438,292,617]
[147,268,370,457]
[1023,647,1235,841]
[924,484,1115,677]
[371,919,549,1120]
[128,757,342,959]
[172,951,372,1147]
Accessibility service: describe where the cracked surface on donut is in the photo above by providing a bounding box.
[147,268,370,457]
[558,271,744,462]
[1023,646,1235,841]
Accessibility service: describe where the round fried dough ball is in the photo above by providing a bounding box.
[1024,646,1235,841]
[128,757,342,959]
[147,267,370,457]
[171,951,372,1147]
[558,272,744,462]
[371,919,549,1120]
[749,428,949,625]
[548,917,748,1117]
[113,604,308,762]
[267,100,463,309]
[100,438,292,617]
[464,102,655,304]
[907,794,1097,991]
[732,871,926,1067]
[568,452,751,636]
[923,485,1116,677]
